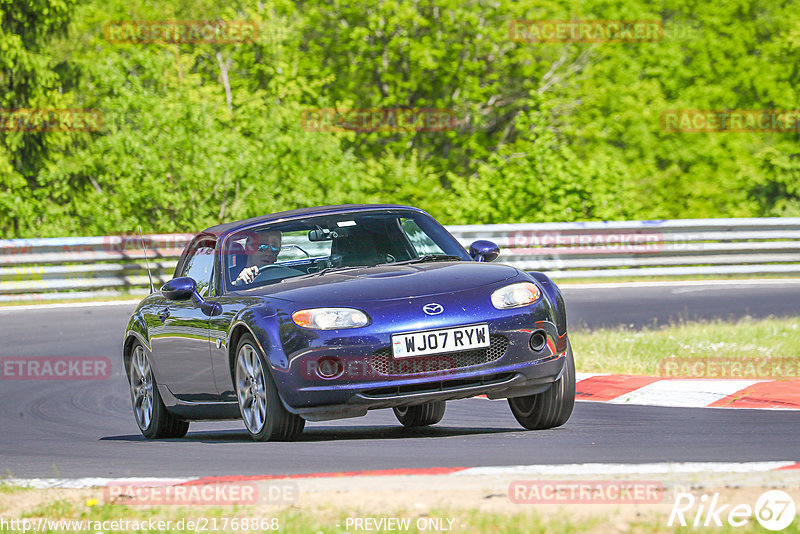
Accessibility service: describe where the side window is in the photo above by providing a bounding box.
[400,219,446,256]
[180,240,216,296]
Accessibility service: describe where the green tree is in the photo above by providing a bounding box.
[0,0,76,235]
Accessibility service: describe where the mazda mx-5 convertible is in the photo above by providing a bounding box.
[123,205,575,441]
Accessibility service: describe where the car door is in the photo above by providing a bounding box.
[151,238,218,401]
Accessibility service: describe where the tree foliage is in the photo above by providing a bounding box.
[0,0,798,237]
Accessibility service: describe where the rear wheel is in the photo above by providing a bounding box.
[393,401,446,427]
[508,339,575,430]
[234,334,305,441]
[129,342,189,439]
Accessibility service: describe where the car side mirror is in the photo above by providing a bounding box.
[469,240,500,262]
[162,277,196,300]
[162,277,221,316]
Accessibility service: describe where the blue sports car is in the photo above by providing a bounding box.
[123,205,574,441]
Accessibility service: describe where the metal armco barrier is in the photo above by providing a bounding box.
[0,234,193,302]
[1,218,799,301]
[448,217,800,278]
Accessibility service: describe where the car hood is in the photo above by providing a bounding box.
[236,262,520,305]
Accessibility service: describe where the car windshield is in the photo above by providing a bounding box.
[223,210,469,291]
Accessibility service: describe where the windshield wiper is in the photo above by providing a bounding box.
[393,254,463,265]
[299,256,461,278]
[297,265,367,278]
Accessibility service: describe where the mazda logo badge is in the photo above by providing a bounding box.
[423,303,444,315]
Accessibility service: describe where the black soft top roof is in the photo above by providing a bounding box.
[200,204,423,239]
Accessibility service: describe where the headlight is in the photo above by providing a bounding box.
[491,282,541,309]
[292,308,370,329]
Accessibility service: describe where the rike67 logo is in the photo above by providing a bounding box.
[669,490,796,531]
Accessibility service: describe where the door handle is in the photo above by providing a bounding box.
[158,308,170,323]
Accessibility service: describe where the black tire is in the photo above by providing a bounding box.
[393,401,446,427]
[234,334,305,441]
[508,339,575,430]
[129,342,189,439]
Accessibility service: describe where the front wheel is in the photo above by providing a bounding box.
[508,339,575,430]
[129,342,189,439]
[234,334,305,441]
[393,401,446,427]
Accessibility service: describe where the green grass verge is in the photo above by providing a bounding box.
[0,484,25,495]
[4,498,799,533]
[0,475,32,495]
[570,316,800,375]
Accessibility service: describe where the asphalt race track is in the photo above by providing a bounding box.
[1,281,799,478]
[563,280,800,330]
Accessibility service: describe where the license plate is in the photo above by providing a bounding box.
[391,324,490,358]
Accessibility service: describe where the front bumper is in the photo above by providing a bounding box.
[289,357,566,421]
[271,302,568,421]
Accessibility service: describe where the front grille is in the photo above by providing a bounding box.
[370,335,508,376]
[360,372,516,398]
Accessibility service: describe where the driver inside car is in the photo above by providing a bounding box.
[233,230,282,286]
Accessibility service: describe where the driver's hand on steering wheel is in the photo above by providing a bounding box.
[234,266,259,286]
